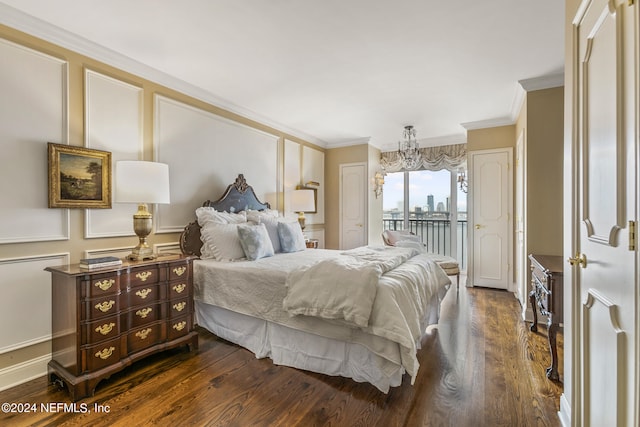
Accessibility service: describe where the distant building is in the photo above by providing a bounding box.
[427,195,434,212]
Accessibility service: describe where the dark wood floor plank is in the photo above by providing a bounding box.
[0,282,563,426]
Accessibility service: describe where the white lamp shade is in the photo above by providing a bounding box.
[115,161,170,204]
[290,189,315,212]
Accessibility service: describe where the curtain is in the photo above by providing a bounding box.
[380,143,467,173]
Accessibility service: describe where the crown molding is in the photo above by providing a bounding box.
[460,117,515,131]
[325,137,372,149]
[461,72,565,132]
[518,73,565,92]
[0,4,328,148]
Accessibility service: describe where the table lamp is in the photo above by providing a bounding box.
[290,189,315,230]
[115,161,170,261]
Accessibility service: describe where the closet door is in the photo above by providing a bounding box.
[468,148,512,290]
[339,162,366,249]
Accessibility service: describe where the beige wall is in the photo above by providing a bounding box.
[325,144,369,249]
[467,124,516,151]
[526,87,564,256]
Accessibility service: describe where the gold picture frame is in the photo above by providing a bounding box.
[48,142,112,209]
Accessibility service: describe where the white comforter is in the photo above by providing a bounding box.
[283,247,418,328]
[193,247,450,383]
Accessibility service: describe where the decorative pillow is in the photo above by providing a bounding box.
[199,223,246,261]
[383,230,418,246]
[257,215,282,253]
[237,223,275,261]
[277,221,306,253]
[196,207,247,226]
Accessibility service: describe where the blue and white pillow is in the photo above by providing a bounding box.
[237,223,275,260]
[277,221,306,253]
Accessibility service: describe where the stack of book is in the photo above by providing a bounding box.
[79,256,123,270]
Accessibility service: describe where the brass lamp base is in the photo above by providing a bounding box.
[127,203,157,261]
[297,211,306,231]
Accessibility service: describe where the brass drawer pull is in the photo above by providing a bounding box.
[95,346,115,360]
[173,283,186,294]
[173,266,187,276]
[136,288,152,299]
[136,271,153,281]
[173,302,186,312]
[172,321,186,331]
[135,328,152,340]
[95,300,115,313]
[95,322,115,335]
[94,279,114,291]
[135,307,153,318]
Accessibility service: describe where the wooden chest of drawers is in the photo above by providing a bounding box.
[45,255,198,400]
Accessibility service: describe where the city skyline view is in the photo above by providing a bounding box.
[383,170,467,213]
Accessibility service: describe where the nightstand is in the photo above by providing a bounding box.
[45,254,198,400]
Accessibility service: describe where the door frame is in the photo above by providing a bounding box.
[467,147,513,290]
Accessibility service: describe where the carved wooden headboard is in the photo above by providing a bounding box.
[179,174,271,257]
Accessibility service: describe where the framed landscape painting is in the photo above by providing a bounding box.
[48,142,112,208]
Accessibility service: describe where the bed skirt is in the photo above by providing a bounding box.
[195,301,406,393]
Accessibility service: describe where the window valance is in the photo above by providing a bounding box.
[380,143,467,173]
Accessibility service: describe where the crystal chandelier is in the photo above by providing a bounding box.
[397,125,421,169]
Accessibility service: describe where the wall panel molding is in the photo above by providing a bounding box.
[0,253,69,354]
[84,69,144,238]
[154,95,280,233]
[0,38,69,244]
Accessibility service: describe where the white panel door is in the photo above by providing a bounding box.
[572,1,637,425]
[340,163,366,250]
[469,148,511,289]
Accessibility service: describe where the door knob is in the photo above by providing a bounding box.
[475,224,483,229]
[567,253,587,268]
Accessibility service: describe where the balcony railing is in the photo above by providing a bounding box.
[383,215,467,270]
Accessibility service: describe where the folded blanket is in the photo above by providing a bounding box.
[283,247,418,327]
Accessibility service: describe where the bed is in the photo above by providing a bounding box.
[180,174,451,393]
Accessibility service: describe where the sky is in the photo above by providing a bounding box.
[382,170,467,212]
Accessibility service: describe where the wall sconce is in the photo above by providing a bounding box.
[115,161,170,260]
[373,171,385,199]
[457,169,468,193]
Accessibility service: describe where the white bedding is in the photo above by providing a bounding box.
[193,247,451,391]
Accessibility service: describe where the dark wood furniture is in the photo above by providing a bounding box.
[45,254,198,400]
[528,254,563,381]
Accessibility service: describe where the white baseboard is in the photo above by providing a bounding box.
[558,393,571,427]
[0,354,49,392]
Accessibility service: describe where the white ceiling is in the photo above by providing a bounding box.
[1,1,565,150]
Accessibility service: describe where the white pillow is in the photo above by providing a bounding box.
[199,223,246,261]
[196,207,247,226]
[245,209,279,222]
[277,221,306,253]
[384,230,418,246]
[237,223,275,260]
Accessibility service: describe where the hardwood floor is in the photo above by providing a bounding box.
[0,281,563,426]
